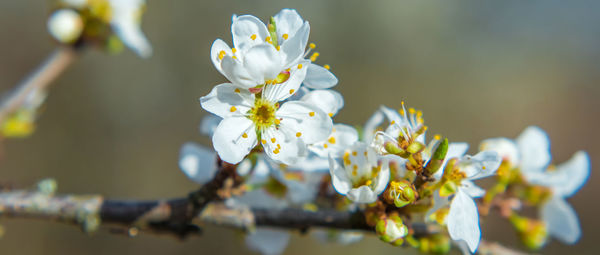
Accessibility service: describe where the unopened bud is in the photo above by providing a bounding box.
[388,181,417,208]
[424,138,448,176]
[47,9,84,44]
[376,214,408,245]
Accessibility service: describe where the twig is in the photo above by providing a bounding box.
[0,47,78,123]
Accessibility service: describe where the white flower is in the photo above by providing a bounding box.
[200,83,333,164]
[446,151,502,253]
[481,126,590,244]
[178,143,217,184]
[309,123,359,158]
[328,142,390,203]
[108,0,153,58]
[523,151,590,244]
[47,9,84,43]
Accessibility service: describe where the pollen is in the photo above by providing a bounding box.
[231,48,237,53]
[273,149,280,154]
[282,33,289,40]
[248,98,277,130]
[364,151,368,156]
[296,132,302,137]
[229,106,237,112]
[309,112,315,117]
[434,134,441,140]
[262,139,267,144]
[391,120,396,125]
[324,64,330,70]
[277,144,281,149]
[276,45,281,51]
[289,89,295,94]
[218,50,226,60]
[234,88,241,93]
[271,138,276,143]
[324,143,328,148]
[274,119,281,125]
[352,168,358,176]
[265,36,272,42]
[399,109,405,116]
[328,112,333,117]
[409,108,416,114]
[365,180,372,186]
[352,151,357,156]
[250,34,257,40]
[310,52,320,62]
[297,63,303,69]
[328,137,336,144]
[309,43,316,49]
[242,133,248,138]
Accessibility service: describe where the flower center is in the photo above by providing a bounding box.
[248,98,277,130]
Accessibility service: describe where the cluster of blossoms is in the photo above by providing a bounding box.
[180,9,590,255]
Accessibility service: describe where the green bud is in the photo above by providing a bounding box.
[424,138,448,176]
[389,181,417,208]
[406,142,425,154]
[384,142,406,155]
[268,17,279,47]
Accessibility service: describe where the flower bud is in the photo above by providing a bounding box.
[510,215,548,250]
[406,141,425,154]
[424,138,448,176]
[384,142,406,155]
[376,214,408,245]
[47,9,84,44]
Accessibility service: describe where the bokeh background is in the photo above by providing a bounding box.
[0,0,599,254]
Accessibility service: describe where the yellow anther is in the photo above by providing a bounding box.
[328,137,336,144]
[309,43,316,49]
[409,108,416,114]
[218,50,226,60]
[277,144,281,149]
[353,164,358,171]
[231,48,237,53]
[234,88,241,93]
[265,36,271,42]
[273,149,280,154]
[308,111,315,117]
[417,110,423,117]
[310,52,320,62]
[271,138,276,143]
[289,89,295,94]
[323,64,330,70]
[423,126,428,131]
[434,134,441,140]
[242,133,248,138]
[274,119,281,125]
[324,143,329,148]
[282,33,289,40]
[332,128,336,132]
[230,106,237,112]
[352,168,358,176]
[401,101,405,106]
[232,56,237,59]
[285,68,291,72]
[352,151,357,156]
[399,109,405,116]
[365,180,372,186]
[482,166,486,170]
[297,63,303,69]
[391,120,396,125]
[276,45,281,51]
[328,112,333,117]
[296,132,302,137]
[250,34,257,40]
[262,139,267,144]
[364,151,368,156]
[343,152,351,164]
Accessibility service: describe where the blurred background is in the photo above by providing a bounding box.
[0,0,599,254]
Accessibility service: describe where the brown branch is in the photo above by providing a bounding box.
[0,47,78,123]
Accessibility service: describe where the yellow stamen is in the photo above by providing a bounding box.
[261,139,267,144]
[234,88,241,93]
[297,63,303,69]
[229,106,237,112]
[328,112,333,117]
[274,119,281,125]
[218,50,226,60]
[289,89,295,94]
[328,137,336,144]
[324,144,329,148]
[409,108,416,114]
[352,151,357,156]
[309,43,316,49]
[242,133,248,138]
[365,180,372,186]
[282,34,289,40]
[310,52,320,62]
[296,132,302,137]
[265,36,271,42]
[323,64,330,70]
[231,48,237,53]
[434,134,441,140]
[308,112,315,117]
[250,34,257,40]
[271,138,276,143]
[276,45,281,51]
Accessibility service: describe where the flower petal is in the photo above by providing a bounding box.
[434,142,469,179]
[461,180,485,198]
[523,151,590,197]
[287,155,330,172]
[210,39,233,76]
[516,126,551,172]
[245,228,290,255]
[280,22,309,67]
[309,124,358,158]
[220,56,260,88]
[212,117,257,164]
[479,137,520,167]
[373,160,390,195]
[232,15,269,52]
[199,83,254,118]
[263,59,309,102]
[108,0,152,58]
[448,189,481,253]
[178,143,217,184]
[199,114,222,136]
[363,110,385,142]
[242,43,284,82]
[347,185,378,203]
[262,126,306,165]
[460,151,501,181]
[303,63,338,89]
[329,155,352,195]
[274,9,304,41]
[277,101,333,144]
[542,197,581,244]
[300,89,344,117]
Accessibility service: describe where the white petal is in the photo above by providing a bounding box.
[329,155,352,195]
[363,109,384,142]
[448,189,481,253]
[434,142,469,180]
[234,189,287,209]
[280,22,309,67]
[243,44,284,82]
[178,143,217,184]
[461,180,486,198]
[109,0,152,58]
[287,155,330,172]
[274,9,304,41]
[383,154,408,179]
[347,185,378,203]
[232,15,269,52]
[210,39,233,76]
[542,197,581,244]
[246,228,290,255]
[479,137,520,167]
[199,114,222,136]
[278,101,333,144]
[303,63,338,89]
[379,105,403,125]
[372,160,390,195]
[523,151,590,197]
[460,151,501,181]
[212,117,257,164]
[221,56,260,88]
[516,126,551,172]
[425,191,449,219]
[199,83,253,118]
[263,60,309,102]
[262,126,306,165]
[300,89,344,117]
[309,124,358,158]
